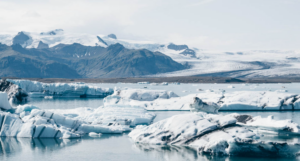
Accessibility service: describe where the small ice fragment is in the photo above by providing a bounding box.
[44,96,53,99]
[161,82,168,85]
[89,132,102,137]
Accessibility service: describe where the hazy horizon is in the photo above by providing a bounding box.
[0,0,300,51]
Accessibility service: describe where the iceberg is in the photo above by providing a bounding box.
[104,91,223,111]
[129,112,300,157]
[7,79,113,98]
[0,79,29,104]
[0,92,12,110]
[48,105,156,127]
[0,95,155,138]
[230,113,300,135]
[112,88,178,101]
[105,90,300,111]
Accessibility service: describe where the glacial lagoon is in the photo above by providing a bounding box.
[3,82,300,161]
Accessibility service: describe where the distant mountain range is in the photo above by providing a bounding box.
[0,29,300,79]
[0,31,187,78]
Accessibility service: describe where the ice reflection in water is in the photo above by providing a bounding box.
[0,137,81,158]
[1,108,300,160]
[134,143,300,161]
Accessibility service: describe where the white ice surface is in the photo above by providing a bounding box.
[48,105,156,127]
[0,92,12,110]
[129,112,300,156]
[230,113,300,135]
[112,88,178,101]
[7,79,113,98]
[105,89,300,111]
[0,100,155,138]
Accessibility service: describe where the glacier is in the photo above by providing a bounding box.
[129,112,300,157]
[7,79,113,98]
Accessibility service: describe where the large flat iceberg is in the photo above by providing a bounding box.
[0,101,155,138]
[105,89,300,111]
[129,112,300,157]
[7,79,113,98]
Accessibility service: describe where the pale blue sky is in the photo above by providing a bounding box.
[0,0,299,50]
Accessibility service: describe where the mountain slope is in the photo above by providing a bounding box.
[70,43,186,78]
[0,44,81,78]
[0,42,186,78]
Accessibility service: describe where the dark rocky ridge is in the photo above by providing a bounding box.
[12,32,31,46]
[167,43,196,58]
[167,43,188,51]
[97,36,108,46]
[37,41,49,49]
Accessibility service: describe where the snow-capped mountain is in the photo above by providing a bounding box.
[0,29,199,58]
[0,30,187,78]
[0,29,300,79]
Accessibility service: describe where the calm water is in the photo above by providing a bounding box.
[4,83,300,161]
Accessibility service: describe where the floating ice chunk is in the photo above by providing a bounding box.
[206,89,214,92]
[0,103,153,138]
[44,96,53,99]
[275,89,288,92]
[227,85,235,88]
[105,92,223,111]
[129,112,300,157]
[137,82,149,84]
[89,132,101,137]
[7,79,113,98]
[0,92,12,110]
[221,91,298,110]
[231,113,300,135]
[189,97,220,113]
[51,105,156,127]
[161,82,168,85]
[15,104,39,113]
[0,80,29,104]
[104,90,300,111]
[112,89,178,101]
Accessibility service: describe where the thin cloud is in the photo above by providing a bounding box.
[187,0,216,7]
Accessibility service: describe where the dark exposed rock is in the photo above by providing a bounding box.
[70,43,186,78]
[37,41,49,49]
[233,115,253,124]
[179,49,196,58]
[0,79,29,103]
[167,43,188,51]
[107,34,117,39]
[0,40,186,78]
[40,29,64,35]
[97,36,108,46]
[12,32,31,46]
